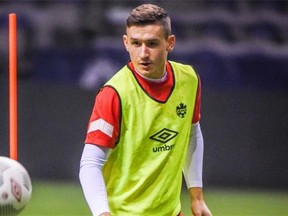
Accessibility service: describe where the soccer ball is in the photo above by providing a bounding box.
[0,156,32,216]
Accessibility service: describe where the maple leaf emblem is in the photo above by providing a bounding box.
[176,103,187,118]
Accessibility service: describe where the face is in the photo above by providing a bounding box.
[123,24,175,79]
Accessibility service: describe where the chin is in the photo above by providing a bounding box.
[137,66,150,74]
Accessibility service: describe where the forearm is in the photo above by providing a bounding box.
[183,122,203,188]
[79,144,110,216]
[184,123,212,215]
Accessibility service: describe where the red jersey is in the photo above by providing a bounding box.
[85,61,201,148]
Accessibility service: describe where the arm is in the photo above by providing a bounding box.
[79,144,111,216]
[80,85,121,216]
[183,123,212,216]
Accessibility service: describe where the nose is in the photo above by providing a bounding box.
[140,44,149,58]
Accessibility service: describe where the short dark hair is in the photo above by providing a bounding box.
[126,4,171,38]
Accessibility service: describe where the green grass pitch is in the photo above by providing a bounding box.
[21,181,288,216]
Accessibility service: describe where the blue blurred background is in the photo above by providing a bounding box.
[0,1,287,189]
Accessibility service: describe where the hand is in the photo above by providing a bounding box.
[189,187,212,216]
[191,199,212,216]
[99,212,111,216]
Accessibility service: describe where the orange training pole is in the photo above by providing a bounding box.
[9,13,18,160]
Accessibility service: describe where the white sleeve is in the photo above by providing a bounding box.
[79,144,110,216]
[183,122,204,188]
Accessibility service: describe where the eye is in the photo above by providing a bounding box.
[131,40,141,47]
[147,40,159,48]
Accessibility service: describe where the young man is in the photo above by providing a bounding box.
[79,4,212,216]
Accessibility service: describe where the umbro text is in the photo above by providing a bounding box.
[152,144,175,153]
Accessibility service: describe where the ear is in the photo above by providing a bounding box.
[167,35,176,52]
[123,35,129,52]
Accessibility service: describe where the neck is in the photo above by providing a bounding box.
[135,70,168,83]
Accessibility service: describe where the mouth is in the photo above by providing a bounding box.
[140,62,151,67]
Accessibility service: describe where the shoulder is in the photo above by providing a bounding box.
[168,60,194,70]
[168,61,197,76]
[96,86,119,103]
[168,61,198,82]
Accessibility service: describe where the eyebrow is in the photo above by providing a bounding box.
[130,37,160,42]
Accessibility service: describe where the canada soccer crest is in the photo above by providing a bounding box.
[176,103,187,118]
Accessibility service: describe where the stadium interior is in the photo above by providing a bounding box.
[0,1,287,189]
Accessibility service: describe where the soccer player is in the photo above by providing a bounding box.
[79,3,212,216]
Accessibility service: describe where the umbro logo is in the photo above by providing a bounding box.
[149,128,178,143]
[150,129,178,153]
